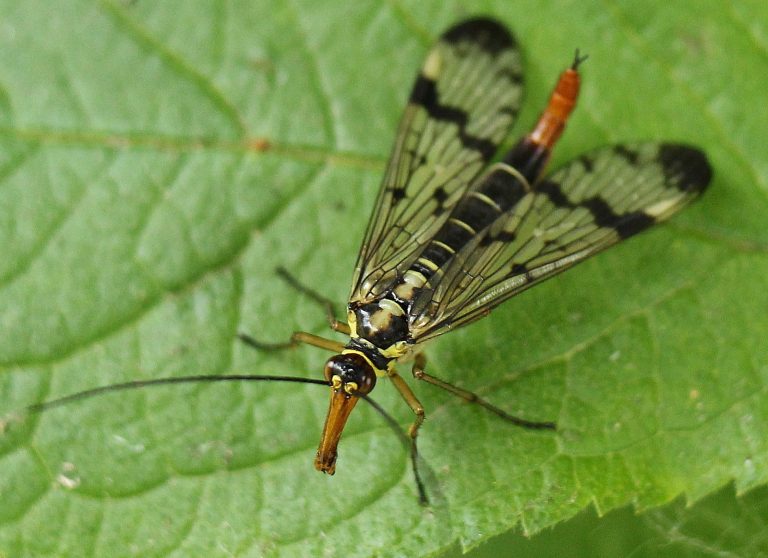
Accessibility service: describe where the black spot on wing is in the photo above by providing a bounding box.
[496,69,523,85]
[581,197,619,228]
[537,180,570,207]
[433,187,448,203]
[614,212,656,239]
[391,187,407,201]
[613,145,640,165]
[408,74,437,106]
[510,263,528,275]
[499,105,521,118]
[539,180,648,238]
[479,230,516,247]
[431,187,449,216]
[578,154,594,172]
[657,144,712,193]
[409,75,498,160]
[496,230,516,243]
[441,17,515,56]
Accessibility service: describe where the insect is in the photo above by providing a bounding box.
[5,17,711,505]
[276,16,711,491]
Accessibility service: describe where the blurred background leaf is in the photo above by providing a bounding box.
[0,1,766,557]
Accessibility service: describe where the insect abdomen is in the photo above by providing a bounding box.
[411,168,529,278]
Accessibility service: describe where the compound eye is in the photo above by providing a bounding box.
[323,354,377,395]
[351,367,376,395]
[323,360,334,383]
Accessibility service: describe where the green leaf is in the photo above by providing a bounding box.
[449,482,768,557]
[0,1,765,557]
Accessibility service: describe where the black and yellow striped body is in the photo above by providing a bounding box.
[316,17,711,478]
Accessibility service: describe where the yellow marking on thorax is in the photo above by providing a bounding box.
[341,348,388,377]
[378,298,404,316]
[347,309,358,337]
[379,340,410,361]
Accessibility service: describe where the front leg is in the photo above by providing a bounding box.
[276,267,350,334]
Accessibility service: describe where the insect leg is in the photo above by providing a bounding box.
[238,332,345,353]
[238,267,351,352]
[387,371,428,505]
[411,354,556,430]
[276,267,350,334]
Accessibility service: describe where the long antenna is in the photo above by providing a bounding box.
[15,374,329,415]
[2,373,430,503]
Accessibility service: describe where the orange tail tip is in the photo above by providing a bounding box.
[528,50,587,150]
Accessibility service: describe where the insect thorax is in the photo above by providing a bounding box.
[348,299,408,350]
[346,288,418,368]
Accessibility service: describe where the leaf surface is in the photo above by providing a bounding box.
[0,1,766,556]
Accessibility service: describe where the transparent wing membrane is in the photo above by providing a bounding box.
[351,18,524,302]
[409,143,711,340]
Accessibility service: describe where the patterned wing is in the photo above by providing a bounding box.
[409,143,712,340]
[350,18,523,303]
